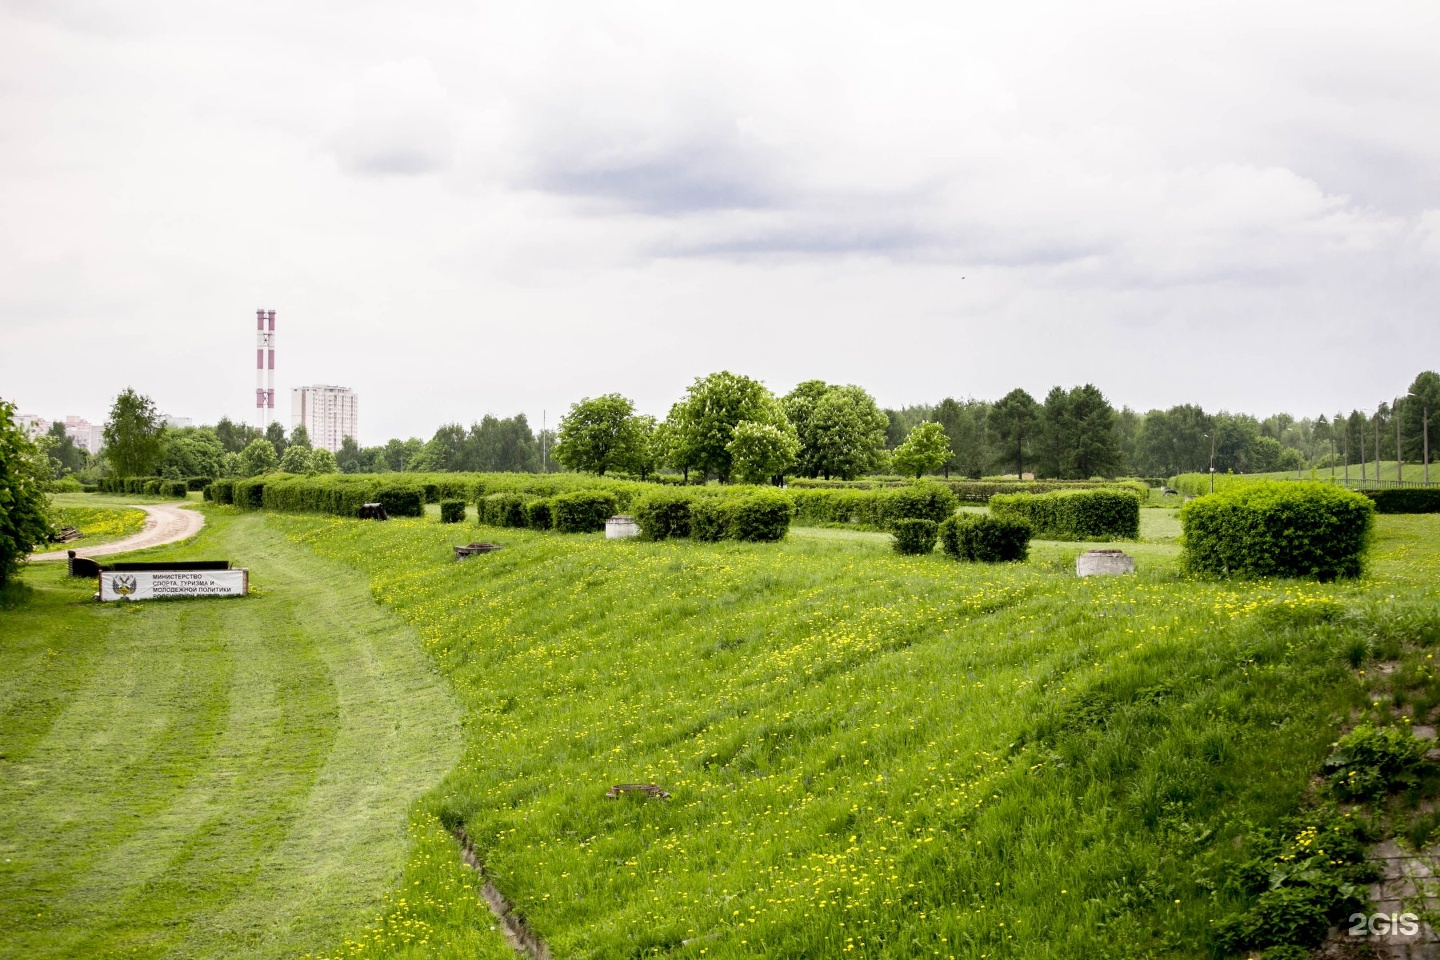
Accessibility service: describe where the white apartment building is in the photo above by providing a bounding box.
[291,385,359,453]
[15,413,50,438]
[65,416,104,454]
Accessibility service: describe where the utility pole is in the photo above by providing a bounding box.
[541,409,548,474]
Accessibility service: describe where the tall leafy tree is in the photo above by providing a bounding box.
[158,428,226,479]
[554,394,642,476]
[309,448,339,474]
[666,372,788,482]
[213,417,261,454]
[102,388,165,477]
[804,385,888,480]
[726,420,800,484]
[264,421,289,459]
[0,398,52,586]
[410,424,468,472]
[891,421,953,479]
[987,389,1040,478]
[239,437,279,476]
[336,436,365,474]
[781,380,832,478]
[1035,387,1071,479]
[279,444,313,474]
[43,422,89,478]
[288,424,313,450]
[469,414,540,472]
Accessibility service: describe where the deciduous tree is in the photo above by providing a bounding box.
[554,394,642,476]
[0,398,52,586]
[102,388,165,477]
[892,421,953,479]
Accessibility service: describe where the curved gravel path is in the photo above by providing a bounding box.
[29,503,206,563]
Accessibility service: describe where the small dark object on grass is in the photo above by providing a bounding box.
[605,783,671,800]
[358,502,388,520]
[454,542,503,559]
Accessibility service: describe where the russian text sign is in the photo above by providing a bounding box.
[100,569,248,602]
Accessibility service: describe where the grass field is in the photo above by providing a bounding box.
[6,502,1440,958]
[264,508,1440,959]
[0,509,464,960]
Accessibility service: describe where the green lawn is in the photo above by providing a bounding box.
[0,508,466,960]
[270,509,1440,959]
[7,504,1439,959]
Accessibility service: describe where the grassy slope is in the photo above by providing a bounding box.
[46,493,148,548]
[272,510,1440,959]
[0,508,466,960]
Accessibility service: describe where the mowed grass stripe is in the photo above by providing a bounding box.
[0,509,463,960]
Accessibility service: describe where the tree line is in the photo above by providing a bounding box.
[29,369,1440,484]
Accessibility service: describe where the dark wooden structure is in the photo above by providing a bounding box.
[453,541,502,559]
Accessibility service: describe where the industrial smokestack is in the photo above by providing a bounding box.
[256,308,276,429]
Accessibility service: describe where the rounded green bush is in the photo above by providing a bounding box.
[525,498,554,531]
[891,518,938,555]
[439,499,466,524]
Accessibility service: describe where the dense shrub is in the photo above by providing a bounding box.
[47,476,84,493]
[161,480,189,499]
[631,489,696,540]
[989,489,1141,541]
[1179,481,1374,580]
[233,477,268,509]
[185,476,211,492]
[885,483,959,525]
[479,493,532,528]
[142,479,162,496]
[688,498,730,542]
[789,476,1150,501]
[1324,724,1428,800]
[892,518,938,555]
[551,490,621,534]
[1365,488,1440,514]
[726,491,793,542]
[939,514,1032,563]
[374,487,424,518]
[439,499,466,523]
[525,498,555,531]
[207,479,235,504]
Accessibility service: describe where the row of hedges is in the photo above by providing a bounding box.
[989,489,1141,541]
[478,490,623,534]
[789,484,960,529]
[1180,481,1374,581]
[631,489,793,542]
[205,474,425,517]
[789,477,1150,500]
[98,475,209,495]
[1363,488,1440,514]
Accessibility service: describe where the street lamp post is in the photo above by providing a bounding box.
[1396,397,1403,483]
[1209,433,1216,494]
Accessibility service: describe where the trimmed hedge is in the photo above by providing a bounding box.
[892,518,938,555]
[525,498,555,531]
[789,476,1150,501]
[479,492,532,528]
[551,490,621,534]
[989,489,1141,541]
[160,480,189,499]
[375,488,424,518]
[206,479,235,504]
[789,483,958,530]
[632,489,696,541]
[1180,481,1374,581]
[939,514,1031,563]
[1365,488,1440,514]
[632,489,793,542]
[439,499,466,523]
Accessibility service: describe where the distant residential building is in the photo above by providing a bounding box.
[64,416,104,454]
[291,384,359,453]
[161,414,193,429]
[14,413,50,438]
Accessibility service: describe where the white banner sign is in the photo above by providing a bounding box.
[100,570,248,602]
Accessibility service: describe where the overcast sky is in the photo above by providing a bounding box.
[2,1,1438,443]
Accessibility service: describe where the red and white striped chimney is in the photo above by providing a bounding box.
[255,309,276,429]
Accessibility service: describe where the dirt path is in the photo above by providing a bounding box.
[29,503,206,562]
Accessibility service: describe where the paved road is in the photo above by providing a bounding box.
[30,503,206,563]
